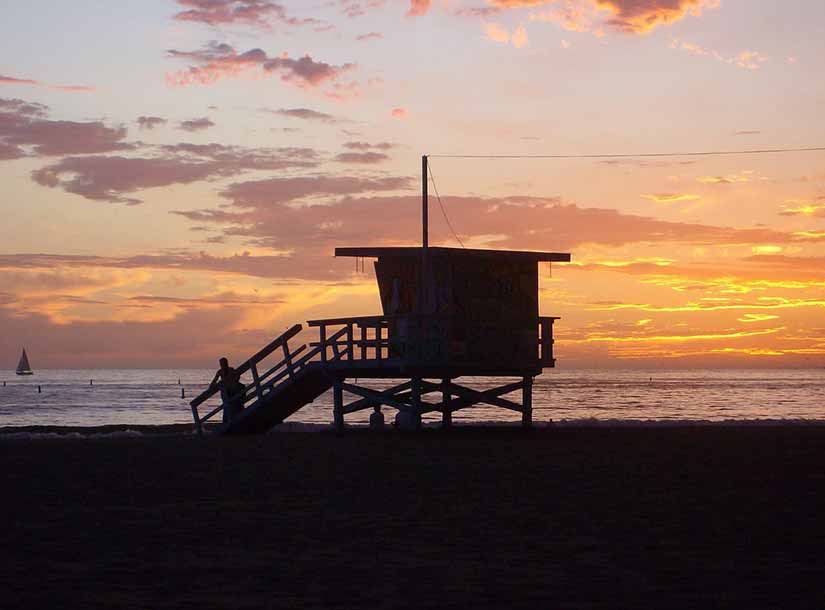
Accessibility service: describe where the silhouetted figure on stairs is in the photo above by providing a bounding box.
[210,357,246,424]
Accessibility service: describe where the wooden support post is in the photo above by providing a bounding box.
[522,376,533,428]
[442,378,452,428]
[411,377,422,429]
[283,342,295,379]
[347,323,354,360]
[333,378,344,431]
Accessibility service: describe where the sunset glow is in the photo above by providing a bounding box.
[1,0,824,368]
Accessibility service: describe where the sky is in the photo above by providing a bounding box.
[1,0,824,369]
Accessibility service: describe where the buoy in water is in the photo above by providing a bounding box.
[38,385,42,394]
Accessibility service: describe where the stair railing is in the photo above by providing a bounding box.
[188,322,358,434]
[189,324,304,434]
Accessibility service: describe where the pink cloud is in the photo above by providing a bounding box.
[0,97,130,156]
[391,107,408,118]
[0,74,94,92]
[174,190,824,264]
[0,75,38,85]
[334,151,390,164]
[166,42,356,90]
[178,117,216,132]
[137,116,167,130]
[263,107,339,122]
[31,144,320,204]
[356,32,383,41]
[172,0,323,28]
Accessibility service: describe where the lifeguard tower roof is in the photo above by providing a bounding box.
[336,246,571,263]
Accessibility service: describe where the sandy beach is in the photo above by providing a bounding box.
[3,426,824,609]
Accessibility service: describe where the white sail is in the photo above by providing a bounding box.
[16,348,33,375]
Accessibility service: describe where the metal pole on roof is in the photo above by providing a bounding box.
[421,154,429,312]
[422,155,428,250]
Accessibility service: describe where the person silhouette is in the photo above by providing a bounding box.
[210,357,246,424]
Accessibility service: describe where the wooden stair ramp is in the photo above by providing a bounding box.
[189,322,355,436]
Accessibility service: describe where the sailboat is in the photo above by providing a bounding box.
[16,348,34,376]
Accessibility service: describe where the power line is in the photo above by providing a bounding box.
[429,146,825,160]
[427,160,465,249]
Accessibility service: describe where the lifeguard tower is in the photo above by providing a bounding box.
[190,157,571,434]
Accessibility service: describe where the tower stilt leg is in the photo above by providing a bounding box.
[442,378,452,428]
[411,377,423,430]
[522,376,533,428]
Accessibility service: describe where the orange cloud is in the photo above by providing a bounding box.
[407,0,432,16]
[484,23,529,47]
[391,107,409,118]
[642,193,700,203]
[780,202,825,218]
[501,0,718,35]
[670,38,769,70]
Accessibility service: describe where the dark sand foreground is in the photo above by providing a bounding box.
[3,426,824,609]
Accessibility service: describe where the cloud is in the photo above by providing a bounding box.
[137,116,167,130]
[173,191,821,267]
[596,0,719,34]
[31,155,231,205]
[501,0,718,35]
[263,107,339,122]
[0,97,131,156]
[166,42,356,90]
[172,0,322,28]
[212,175,413,209]
[779,202,825,218]
[356,32,383,41]
[31,144,320,204]
[334,151,390,164]
[642,193,701,203]
[0,75,38,85]
[178,117,216,132]
[391,107,408,118]
[0,74,94,91]
[670,38,769,70]
[407,0,432,17]
[697,174,750,184]
[484,22,529,47]
[343,141,395,150]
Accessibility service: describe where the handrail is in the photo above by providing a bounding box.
[190,324,303,410]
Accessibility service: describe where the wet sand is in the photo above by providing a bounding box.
[3,426,824,609]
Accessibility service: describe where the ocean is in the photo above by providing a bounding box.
[1,368,823,430]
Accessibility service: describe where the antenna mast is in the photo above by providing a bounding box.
[422,155,428,249]
[421,154,429,312]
